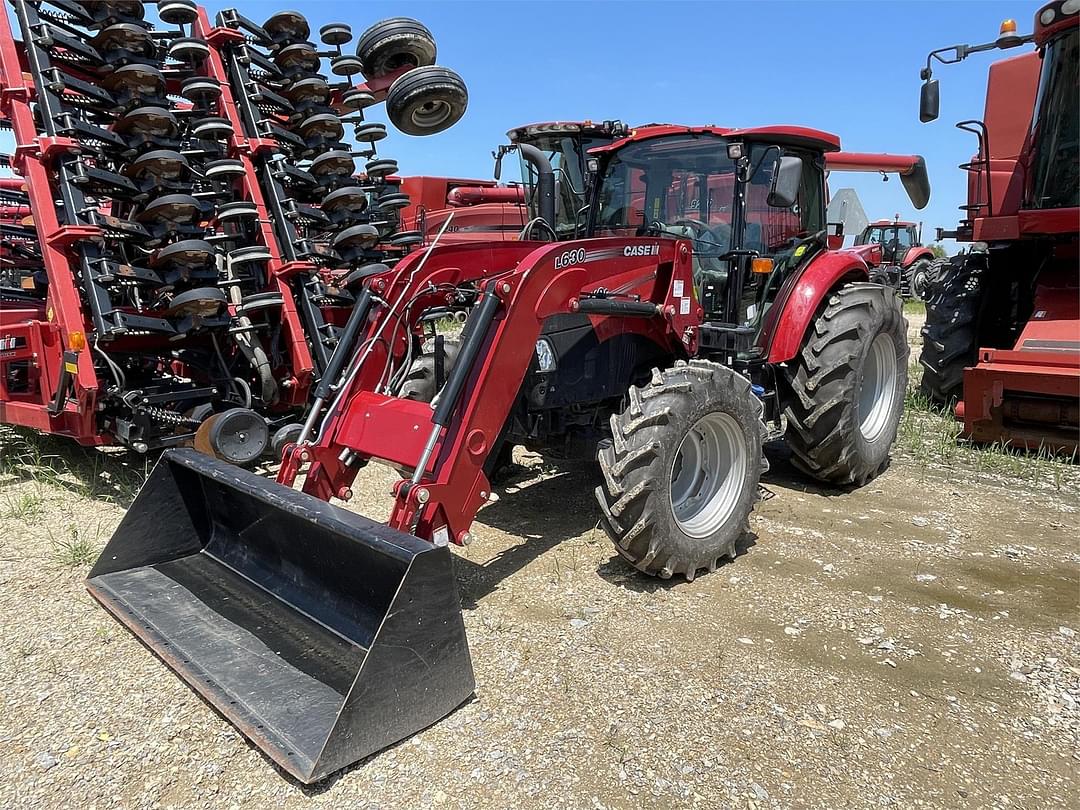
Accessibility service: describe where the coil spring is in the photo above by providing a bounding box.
[138,405,201,427]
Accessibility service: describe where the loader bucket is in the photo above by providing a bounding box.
[87,449,474,784]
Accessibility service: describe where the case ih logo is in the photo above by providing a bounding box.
[0,336,20,352]
[623,244,660,258]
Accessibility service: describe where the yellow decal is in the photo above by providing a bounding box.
[64,361,78,374]
[793,245,807,258]
[46,306,55,321]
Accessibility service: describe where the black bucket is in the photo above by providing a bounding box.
[87,449,474,784]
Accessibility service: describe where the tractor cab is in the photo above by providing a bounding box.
[508,120,629,238]
[585,127,830,346]
[855,220,921,265]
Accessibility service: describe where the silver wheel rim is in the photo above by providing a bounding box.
[911,269,928,299]
[858,332,899,442]
[411,99,452,129]
[669,412,747,538]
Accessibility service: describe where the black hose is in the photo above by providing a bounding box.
[516,143,556,235]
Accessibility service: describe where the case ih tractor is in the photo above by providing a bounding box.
[89,122,929,782]
[853,217,936,297]
[0,3,467,459]
[918,1,1078,452]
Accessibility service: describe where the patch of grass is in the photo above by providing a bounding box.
[50,523,99,568]
[3,489,45,519]
[898,362,1077,492]
[903,299,925,317]
[0,424,147,507]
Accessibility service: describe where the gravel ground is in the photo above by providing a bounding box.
[0,313,1077,809]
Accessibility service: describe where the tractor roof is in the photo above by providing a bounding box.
[867,220,917,228]
[507,120,630,140]
[590,124,842,155]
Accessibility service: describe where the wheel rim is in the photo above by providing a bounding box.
[411,99,452,130]
[669,412,747,538]
[911,269,928,299]
[858,332,899,442]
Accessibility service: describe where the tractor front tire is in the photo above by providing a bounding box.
[906,258,933,300]
[919,252,985,404]
[783,283,908,486]
[596,361,767,581]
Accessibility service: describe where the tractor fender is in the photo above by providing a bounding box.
[901,245,934,268]
[763,251,869,364]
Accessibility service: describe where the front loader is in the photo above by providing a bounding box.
[90,123,930,782]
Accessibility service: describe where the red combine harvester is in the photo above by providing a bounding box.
[90,121,930,782]
[0,3,466,460]
[852,217,936,296]
[918,2,1079,452]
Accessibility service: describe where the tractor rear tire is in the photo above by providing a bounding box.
[596,360,767,581]
[783,283,908,486]
[919,252,985,404]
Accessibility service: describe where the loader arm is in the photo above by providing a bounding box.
[287,237,696,544]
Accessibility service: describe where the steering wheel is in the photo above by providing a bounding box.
[674,218,731,253]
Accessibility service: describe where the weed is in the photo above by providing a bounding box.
[3,489,45,519]
[50,523,99,567]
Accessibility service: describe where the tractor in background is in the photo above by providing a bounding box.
[853,216,937,297]
[918,1,1079,452]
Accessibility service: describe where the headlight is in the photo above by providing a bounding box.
[535,339,556,372]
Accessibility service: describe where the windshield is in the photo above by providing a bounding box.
[1029,28,1079,208]
[857,226,914,248]
[517,133,610,237]
[592,133,825,331]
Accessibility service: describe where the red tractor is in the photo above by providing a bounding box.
[853,216,936,297]
[918,2,1079,452]
[90,122,930,782]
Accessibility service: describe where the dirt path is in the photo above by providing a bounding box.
[0,316,1077,809]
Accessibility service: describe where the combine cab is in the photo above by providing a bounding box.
[918,2,1079,452]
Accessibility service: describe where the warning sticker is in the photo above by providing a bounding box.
[680,297,691,315]
[673,279,684,297]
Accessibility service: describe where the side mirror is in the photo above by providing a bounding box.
[767,156,802,208]
[920,79,940,123]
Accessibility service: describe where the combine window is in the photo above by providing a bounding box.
[1029,28,1079,209]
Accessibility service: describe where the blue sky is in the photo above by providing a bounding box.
[4,0,1047,249]
[224,0,1046,248]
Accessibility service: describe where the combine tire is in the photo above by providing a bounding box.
[919,252,985,404]
[386,66,468,136]
[596,361,767,581]
[783,283,908,486]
